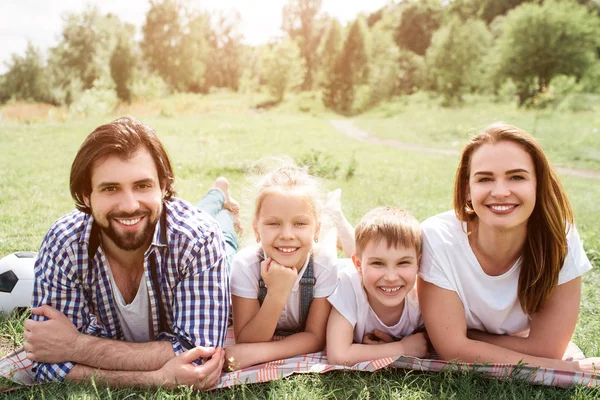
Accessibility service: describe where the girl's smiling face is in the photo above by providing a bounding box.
[253,191,320,270]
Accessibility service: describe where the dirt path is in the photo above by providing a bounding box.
[330,120,600,180]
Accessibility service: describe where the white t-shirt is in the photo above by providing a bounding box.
[107,268,151,342]
[328,261,422,344]
[230,245,339,332]
[420,211,593,335]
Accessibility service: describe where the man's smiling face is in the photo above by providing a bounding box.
[85,147,165,252]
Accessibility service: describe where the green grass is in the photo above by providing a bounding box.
[355,93,600,171]
[1,93,599,398]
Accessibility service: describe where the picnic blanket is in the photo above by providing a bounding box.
[2,328,599,390]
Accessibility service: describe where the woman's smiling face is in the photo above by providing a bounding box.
[467,141,537,233]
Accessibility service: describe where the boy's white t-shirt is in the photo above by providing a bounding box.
[230,245,339,332]
[420,211,593,335]
[328,261,422,344]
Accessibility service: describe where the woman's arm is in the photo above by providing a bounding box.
[326,307,428,366]
[418,277,585,371]
[226,298,331,369]
[466,277,582,359]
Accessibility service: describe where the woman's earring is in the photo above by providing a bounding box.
[314,238,319,243]
[256,236,260,243]
[465,200,475,215]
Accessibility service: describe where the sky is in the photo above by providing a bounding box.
[0,0,392,74]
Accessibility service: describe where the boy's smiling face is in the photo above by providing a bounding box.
[353,239,419,321]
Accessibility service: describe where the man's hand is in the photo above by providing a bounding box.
[152,346,225,390]
[260,258,298,298]
[362,330,395,345]
[23,305,81,363]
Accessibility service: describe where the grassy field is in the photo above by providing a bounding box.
[1,93,599,398]
[356,93,600,171]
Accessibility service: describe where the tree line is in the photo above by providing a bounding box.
[1,0,599,115]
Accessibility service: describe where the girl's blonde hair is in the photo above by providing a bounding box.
[251,160,325,224]
[454,122,573,316]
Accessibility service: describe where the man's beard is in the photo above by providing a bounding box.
[100,211,159,251]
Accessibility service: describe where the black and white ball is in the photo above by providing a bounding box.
[0,252,36,313]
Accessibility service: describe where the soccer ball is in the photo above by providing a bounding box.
[0,252,37,313]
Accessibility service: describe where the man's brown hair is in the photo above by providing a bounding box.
[70,116,176,213]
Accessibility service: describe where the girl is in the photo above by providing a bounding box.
[418,122,599,372]
[225,164,338,370]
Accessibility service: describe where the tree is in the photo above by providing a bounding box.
[332,17,371,114]
[495,0,600,104]
[282,0,323,90]
[367,13,402,106]
[141,0,211,92]
[317,18,344,108]
[204,11,244,91]
[178,12,211,92]
[261,38,307,101]
[50,8,128,90]
[44,7,132,105]
[395,0,442,56]
[447,0,529,23]
[141,0,184,89]
[110,27,137,102]
[426,17,492,105]
[0,42,51,104]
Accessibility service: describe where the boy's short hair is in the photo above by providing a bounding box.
[354,207,422,258]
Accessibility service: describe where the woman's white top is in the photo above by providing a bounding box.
[328,261,422,344]
[230,245,339,331]
[419,211,593,335]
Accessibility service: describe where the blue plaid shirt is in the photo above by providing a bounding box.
[31,198,230,382]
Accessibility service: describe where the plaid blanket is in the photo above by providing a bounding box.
[2,328,599,390]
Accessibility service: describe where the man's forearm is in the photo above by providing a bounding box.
[65,364,161,389]
[71,335,175,371]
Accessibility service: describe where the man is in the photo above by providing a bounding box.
[22,117,230,389]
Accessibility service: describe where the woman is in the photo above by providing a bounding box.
[418,122,598,372]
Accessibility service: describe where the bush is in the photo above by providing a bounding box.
[261,38,306,102]
[129,73,170,102]
[580,61,600,93]
[69,78,118,117]
[495,79,518,103]
[297,150,341,179]
[557,93,600,112]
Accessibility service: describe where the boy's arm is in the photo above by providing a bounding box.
[226,298,331,369]
[326,308,428,366]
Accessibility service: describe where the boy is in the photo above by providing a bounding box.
[326,207,429,366]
